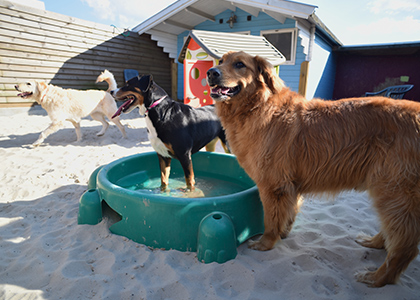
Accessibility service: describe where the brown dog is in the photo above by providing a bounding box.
[207,51,420,287]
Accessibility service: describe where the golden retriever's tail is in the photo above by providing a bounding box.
[96,69,117,92]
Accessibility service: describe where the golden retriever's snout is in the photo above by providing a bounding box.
[207,68,221,86]
[207,67,241,101]
[207,68,224,101]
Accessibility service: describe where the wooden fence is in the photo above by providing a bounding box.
[0,0,173,107]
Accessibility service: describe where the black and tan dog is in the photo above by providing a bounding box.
[111,75,227,192]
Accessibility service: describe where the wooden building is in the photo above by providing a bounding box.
[132,0,342,101]
[0,0,173,107]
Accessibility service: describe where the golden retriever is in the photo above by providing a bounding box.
[15,70,126,146]
[206,51,420,287]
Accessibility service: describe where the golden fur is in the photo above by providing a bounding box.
[15,70,126,146]
[207,51,420,287]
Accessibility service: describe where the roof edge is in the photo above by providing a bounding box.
[308,13,342,47]
[337,41,420,51]
[230,0,316,19]
[132,0,198,33]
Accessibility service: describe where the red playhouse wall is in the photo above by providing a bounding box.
[183,39,215,107]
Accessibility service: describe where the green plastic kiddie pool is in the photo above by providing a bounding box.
[78,151,264,263]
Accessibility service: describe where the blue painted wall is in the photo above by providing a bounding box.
[176,8,335,100]
[306,35,336,99]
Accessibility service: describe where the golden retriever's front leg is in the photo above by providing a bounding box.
[249,184,300,251]
[205,137,218,152]
[32,121,64,147]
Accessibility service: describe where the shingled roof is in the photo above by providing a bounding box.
[178,30,286,66]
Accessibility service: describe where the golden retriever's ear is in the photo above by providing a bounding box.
[255,56,284,94]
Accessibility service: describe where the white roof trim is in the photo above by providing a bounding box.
[132,0,199,34]
[229,0,316,18]
[147,29,178,59]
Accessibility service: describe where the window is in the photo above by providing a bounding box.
[261,29,297,65]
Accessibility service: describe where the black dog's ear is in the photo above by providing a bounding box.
[138,75,153,92]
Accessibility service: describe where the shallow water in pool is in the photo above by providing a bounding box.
[122,175,250,198]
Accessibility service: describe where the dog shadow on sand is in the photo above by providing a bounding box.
[0,122,149,149]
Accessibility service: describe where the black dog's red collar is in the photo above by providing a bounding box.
[146,96,166,114]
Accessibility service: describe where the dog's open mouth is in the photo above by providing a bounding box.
[112,95,136,119]
[210,85,241,100]
[17,92,33,99]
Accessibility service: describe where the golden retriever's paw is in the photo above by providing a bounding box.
[356,232,384,249]
[355,232,372,246]
[31,142,41,148]
[355,269,382,287]
[248,236,276,251]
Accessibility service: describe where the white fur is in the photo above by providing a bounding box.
[15,70,126,146]
[142,105,171,158]
[139,103,147,116]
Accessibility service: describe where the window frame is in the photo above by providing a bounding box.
[261,28,298,65]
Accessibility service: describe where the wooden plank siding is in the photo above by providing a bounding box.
[0,0,172,106]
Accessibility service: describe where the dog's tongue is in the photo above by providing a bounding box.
[17,92,30,98]
[112,99,132,119]
[112,107,123,119]
[211,87,231,95]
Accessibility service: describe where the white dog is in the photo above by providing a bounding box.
[15,70,126,146]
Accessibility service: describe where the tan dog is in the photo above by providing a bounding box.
[207,51,420,287]
[15,70,126,146]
